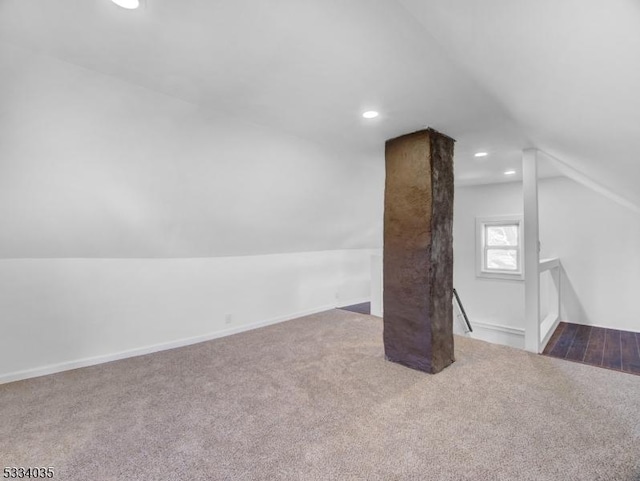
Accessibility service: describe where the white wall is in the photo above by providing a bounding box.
[0,43,385,383]
[453,182,525,347]
[0,250,377,384]
[538,177,640,331]
[0,42,383,258]
[454,176,640,340]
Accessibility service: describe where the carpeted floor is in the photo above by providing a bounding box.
[1,309,639,480]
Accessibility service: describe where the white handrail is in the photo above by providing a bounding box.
[539,257,560,272]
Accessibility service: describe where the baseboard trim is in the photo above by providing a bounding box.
[471,320,525,336]
[463,320,525,350]
[0,303,341,385]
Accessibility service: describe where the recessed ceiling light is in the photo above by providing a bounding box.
[504,170,517,176]
[362,111,379,119]
[110,0,140,9]
[474,152,489,158]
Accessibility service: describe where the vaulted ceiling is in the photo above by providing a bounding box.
[1,0,639,205]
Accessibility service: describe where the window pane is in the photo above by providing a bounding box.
[486,249,518,271]
[486,225,518,246]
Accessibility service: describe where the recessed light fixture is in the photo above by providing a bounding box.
[474,152,489,158]
[362,111,379,119]
[110,0,140,9]
[504,170,517,176]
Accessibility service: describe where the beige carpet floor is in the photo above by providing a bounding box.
[1,309,639,480]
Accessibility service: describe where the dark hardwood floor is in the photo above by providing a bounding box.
[338,302,371,315]
[543,322,640,376]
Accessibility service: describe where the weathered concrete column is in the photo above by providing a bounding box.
[383,128,455,374]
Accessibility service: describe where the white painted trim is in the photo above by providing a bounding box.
[475,215,524,281]
[462,320,525,350]
[0,303,343,385]
[539,257,560,272]
[539,314,561,352]
[538,258,561,352]
[523,148,541,353]
[471,320,525,337]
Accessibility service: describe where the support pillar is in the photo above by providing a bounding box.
[383,128,455,374]
[523,149,541,353]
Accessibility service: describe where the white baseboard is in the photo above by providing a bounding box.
[471,320,525,336]
[462,320,525,350]
[0,303,339,386]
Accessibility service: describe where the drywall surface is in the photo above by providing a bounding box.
[453,182,525,333]
[0,43,385,383]
[0,42,383,258]
[538,177,640,332]
[0,249,378,383]
[454,177,640,334]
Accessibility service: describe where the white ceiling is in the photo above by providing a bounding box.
[398,0,640,202]
[1,0,638,201]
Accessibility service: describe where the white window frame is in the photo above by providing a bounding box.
[475,215,524,281]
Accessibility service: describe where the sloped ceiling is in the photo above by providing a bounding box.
[1,0,638,204]
[398,0,640,206]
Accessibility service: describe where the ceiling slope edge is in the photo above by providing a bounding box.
[539,150,640,215]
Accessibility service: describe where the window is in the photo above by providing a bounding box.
[476,215,523,280]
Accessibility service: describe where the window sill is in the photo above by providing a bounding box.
[476,271,524,281]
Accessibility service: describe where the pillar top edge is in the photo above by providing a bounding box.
[385,128,456,145]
